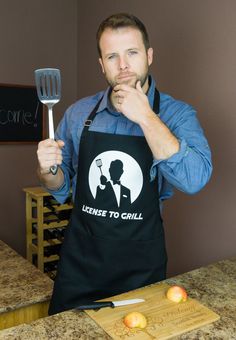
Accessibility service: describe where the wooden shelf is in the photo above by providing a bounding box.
[31,239,63,248]
[23,186,72,278]
[43,255,59,263]
[31,218,69,229]
[43,203,73,213]
[43,220,69,229]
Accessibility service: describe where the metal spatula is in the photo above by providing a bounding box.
[34,68,61,175]
[96,159,103,175]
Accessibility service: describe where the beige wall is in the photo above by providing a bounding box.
[0,0,78,255]
[1,0,236,278]
[77,0,236,277]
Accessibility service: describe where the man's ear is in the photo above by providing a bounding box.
[99,58,105,73]
[147,47,153,67]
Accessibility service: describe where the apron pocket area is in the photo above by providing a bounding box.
[51,226,167,311]
[75,230,167,296]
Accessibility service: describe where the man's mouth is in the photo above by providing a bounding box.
[117,73,136,81]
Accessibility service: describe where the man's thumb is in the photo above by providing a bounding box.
[57,140,65,148]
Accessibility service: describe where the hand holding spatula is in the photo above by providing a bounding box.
[34,68,61,175]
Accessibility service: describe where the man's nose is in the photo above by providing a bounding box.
[118,56,129,70]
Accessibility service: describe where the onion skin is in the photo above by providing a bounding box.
[123,311,147,329]
[166,285,188,303]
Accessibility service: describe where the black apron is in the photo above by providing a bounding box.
[49,89,167,315]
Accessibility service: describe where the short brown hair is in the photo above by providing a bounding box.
[96,13,150,57]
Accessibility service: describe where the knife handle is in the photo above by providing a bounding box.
[75,301,114,310]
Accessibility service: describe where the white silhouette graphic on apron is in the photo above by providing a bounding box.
[88,150,143,206]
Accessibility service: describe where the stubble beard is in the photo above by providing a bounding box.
[105,71,149,90]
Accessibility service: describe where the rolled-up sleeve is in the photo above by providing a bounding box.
[151,100,212,195]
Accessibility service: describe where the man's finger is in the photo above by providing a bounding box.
[136,80,143,93]
[114,90,126,98]
[38,139,64,149]
[57,140,65,148]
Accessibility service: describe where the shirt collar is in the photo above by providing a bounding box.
[96,75,157,116]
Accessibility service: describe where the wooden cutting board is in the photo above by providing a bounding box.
[85,283,220,339]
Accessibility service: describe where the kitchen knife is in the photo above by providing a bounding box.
[75,298,145,310]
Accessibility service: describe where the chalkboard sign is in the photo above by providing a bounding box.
[0,84,45,143]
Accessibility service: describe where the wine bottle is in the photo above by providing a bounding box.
[43,196,60,212]
[44,261,58,280]
[44,261,58,272]
[32,224,59,241]
[44,244,62,257]
[32,223,38,235]
[51,227,66,241]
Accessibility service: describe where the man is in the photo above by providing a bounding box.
[37,13,212,315]
[95,159,131,210]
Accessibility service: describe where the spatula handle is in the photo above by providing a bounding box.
[48,107,58,175]
[48,107,55,140]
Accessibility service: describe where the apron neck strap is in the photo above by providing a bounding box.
[153,88,160,114]
[83,88,160,133]
[83,96,103,129]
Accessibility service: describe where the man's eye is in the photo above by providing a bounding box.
[128,50,138,56]
[107,55,116,60]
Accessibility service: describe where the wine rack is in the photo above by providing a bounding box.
[23,186,73,280]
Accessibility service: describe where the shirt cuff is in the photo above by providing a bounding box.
[45,167,71,204]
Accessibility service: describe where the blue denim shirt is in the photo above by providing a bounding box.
[51,76,212,205]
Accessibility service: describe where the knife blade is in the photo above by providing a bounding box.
[75,298,145,310]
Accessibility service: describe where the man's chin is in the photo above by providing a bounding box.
[116,78,137,88]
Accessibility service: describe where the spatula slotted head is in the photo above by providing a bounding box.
[96,159,103,167]
[35,68,61,102]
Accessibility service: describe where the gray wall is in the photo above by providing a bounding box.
[0,0,235,279]
[0,0,78,255]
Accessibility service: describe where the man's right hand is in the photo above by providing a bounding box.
[37,138,65,175]
[36,138,65,190]
[100,175,108,186]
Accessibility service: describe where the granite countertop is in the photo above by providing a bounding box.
[0,240,53,313]
[0,253,235,339]
[166,257,236,339]
[0,310,110,340]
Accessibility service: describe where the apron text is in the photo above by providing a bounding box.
[82,204,143,220]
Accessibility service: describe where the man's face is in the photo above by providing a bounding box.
[98,27,153,92]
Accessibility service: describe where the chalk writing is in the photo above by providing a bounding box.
[0,84,44,142]
[0,108,37,126]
